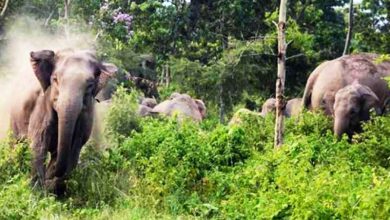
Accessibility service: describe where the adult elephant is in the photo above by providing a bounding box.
[260,97,302,117]
[137,97,157,116]
[260,98,276,117]
[285,98,302,117]
[151,93,206,121]
[10,49,117,195]
[302,53,390,137]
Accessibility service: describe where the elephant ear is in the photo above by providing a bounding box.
[195,99,206,118]
[357,84,381,114]
[94,63,118,97]
[30,50,55,91]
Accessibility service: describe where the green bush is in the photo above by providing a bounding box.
[1,96,390,219]
[104,87,141,139]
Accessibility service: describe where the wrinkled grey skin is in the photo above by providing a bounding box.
[260,97,301,117]
[302,53,390,137]
[151,93,206,121]
[333,82,380,138]
[10,49,117,195]
[260,98,276,117]
[302,54,390,115]
[137,97,157,116]
[285,98,302,117]
[141,97,157,108]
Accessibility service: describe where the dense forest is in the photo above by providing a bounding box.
[0,0,390,219]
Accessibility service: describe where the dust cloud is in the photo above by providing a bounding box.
[0,17,97,139]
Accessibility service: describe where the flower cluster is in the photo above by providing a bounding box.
[112,9,134,38]
[113,12,133,26]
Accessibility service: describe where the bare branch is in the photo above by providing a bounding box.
[44,11,55,26]
[0,0,9,17]
[286,53,305,61]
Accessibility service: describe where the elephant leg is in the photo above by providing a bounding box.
[45,151,57,180]
[45,176,66,197]
[68,146,82,174]
[31,141,48,188]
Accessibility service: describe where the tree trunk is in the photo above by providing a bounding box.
[274,0,288,148]
[165,65,170,88]
[219,83,225,124]
[64,0,71,39]
[343,0,354,56]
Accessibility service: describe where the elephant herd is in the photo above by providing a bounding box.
[5,48,390,196]
[256,53,390,138]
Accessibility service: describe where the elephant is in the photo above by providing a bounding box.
[302,53,390,137]
[95,71,159,102]
[260,97,302,117]
[151,93,206,121]
[260,98,276,117]
[10,49,117,195]
[141,97,157,108]
[285,98,302,117]
[333,82,380,137]
[229,108,262,126]
[137,97,157,116]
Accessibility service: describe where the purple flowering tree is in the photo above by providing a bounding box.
[98,1,134,40]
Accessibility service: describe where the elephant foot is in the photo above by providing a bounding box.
[30,173,46,190]
[45,177,66,197]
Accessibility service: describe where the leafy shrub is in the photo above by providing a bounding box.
[0,137,31,185]
[104,87,141,139]
[2,96,390,219]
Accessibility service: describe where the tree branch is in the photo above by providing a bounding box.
[0,0,9,17]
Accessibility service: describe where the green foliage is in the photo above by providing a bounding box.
[104,87,141,139]
[2,98,390,218]
[0,138,31,185]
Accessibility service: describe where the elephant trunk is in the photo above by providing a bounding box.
[54,91,83,178]
[334,116,349,139]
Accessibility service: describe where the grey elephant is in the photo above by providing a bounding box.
[260,98,276,117]
[137,97,157,116]
[333,82,380,137]
[151,93,206,121]
[260,97,302,117]
[302,53,390,137]
[285,98,302,117]
[10,49,117,195]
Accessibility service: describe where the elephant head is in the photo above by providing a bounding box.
[260,98,276,117]
[333,82,380,138]
[29,49,117,194]
[141,97,157,108]
[195,99,206,119]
